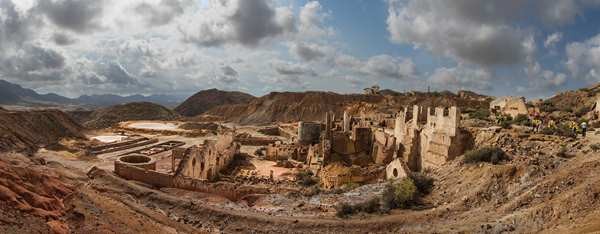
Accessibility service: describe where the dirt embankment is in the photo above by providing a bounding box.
[84,102,178,129]
[0,109,84,153]
[206,90,490,124]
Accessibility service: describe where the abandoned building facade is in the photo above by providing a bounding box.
[490,96,528,118]
[394,105,463,171]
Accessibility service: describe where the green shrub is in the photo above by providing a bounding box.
[556,146,573,158]
[541,124,577,138]
[341,182,360,190]
[382,178,418,210]
[295,170,317,186]
[539,101,557,113]
[591,144,600,152]
[469,108,490,120]
[335,198,382,218]
[409,172,434,195]
[359,198,381,214]
[335,203,355,218]
[513,114,530,126]
[575,106,591,117]
[500,120,512,129]
[463,147,508,164]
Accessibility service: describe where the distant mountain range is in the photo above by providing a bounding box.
[0,80,186,108]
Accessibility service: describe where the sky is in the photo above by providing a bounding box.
[2,0,600,99]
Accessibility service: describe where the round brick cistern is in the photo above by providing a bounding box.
[115,154,157,171]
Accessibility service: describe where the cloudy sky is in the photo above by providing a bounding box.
[2,0,600,98]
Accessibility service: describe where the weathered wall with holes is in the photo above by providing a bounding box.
[177,133,240,180]
[394,105,464,171]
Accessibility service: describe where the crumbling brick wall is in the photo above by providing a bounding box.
[176,134,240,181]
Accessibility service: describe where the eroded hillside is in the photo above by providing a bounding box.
[206,90,490,124]
[0,109,84,153]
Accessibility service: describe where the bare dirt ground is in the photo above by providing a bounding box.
[7,124,600,233]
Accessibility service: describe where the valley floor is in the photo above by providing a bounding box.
[3,125,600,233]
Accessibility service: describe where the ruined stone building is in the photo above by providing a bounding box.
[297,121,321,145]
[306,138,331,173]
[394,106,425,171]
[175,134,240,180]
[113,133,241,196]
[394,105,464,171]
[419,107,463,169]
[490,96,528,118]
[265,141,308,161]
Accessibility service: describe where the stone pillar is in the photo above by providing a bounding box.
[412,105,420,128]
[325,112,331,133]
[343,111,350,132]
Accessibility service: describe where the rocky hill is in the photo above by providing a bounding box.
[0,109,85,153]
[84,102,178,129]
[544,83,600,115]
[175,89,256,117]
[206,90,491,124]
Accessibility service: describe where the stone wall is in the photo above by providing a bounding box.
[352,127,372,153]
[235,137,278,146]
[297,121,321,144]
[114,162,174,187]
[176,134,240,181]
[265,142,307,161]
[112,163,264,201]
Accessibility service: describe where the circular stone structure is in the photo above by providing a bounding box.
[115,154,157,175]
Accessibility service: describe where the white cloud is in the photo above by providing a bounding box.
[566,34,600,82]
[179,0,295,47]
[289,42,328,61]
[386,0,533,67]
[298,1,333,38]
[544,32,563,48]
[363,55,415,79]
[428,66,492,92]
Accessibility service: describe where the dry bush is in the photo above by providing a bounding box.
[463,147,508,164]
